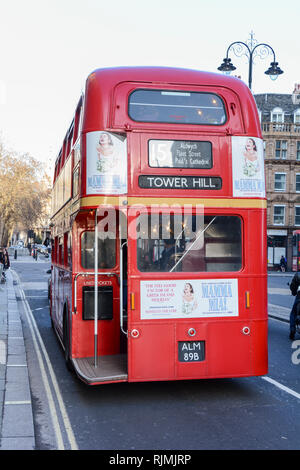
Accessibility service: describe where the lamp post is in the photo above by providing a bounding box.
[217,32,283,90]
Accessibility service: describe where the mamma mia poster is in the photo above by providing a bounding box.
[86,131,127,195]
[232,136,265,198]
[140,279,238,320]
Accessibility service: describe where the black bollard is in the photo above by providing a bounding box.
[14,249,17,260]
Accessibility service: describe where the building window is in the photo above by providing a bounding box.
[271,107,284,123]
[294,109,300,124]
[296,174,300,192]
[297,142,300,161]
[273,206,285,225]
[274,173,286,191]
[295,207,300,226]
[275,140,287,159]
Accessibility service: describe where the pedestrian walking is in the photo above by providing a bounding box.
[0,247,5,283]
[280,255,287,272]
[3,248,10,270]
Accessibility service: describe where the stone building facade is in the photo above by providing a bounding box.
[254,85,300,270]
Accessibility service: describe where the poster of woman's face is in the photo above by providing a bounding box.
[86,131,127,195]
[232,136,265,198]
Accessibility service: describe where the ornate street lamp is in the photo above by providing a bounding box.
[217,32,284,90]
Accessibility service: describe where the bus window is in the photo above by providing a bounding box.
[72,165,80,197]
[128,90,226,125]
[81,232,116,269]
[59,237,64,265]
[137,214,242,273]
[67,232,72,269]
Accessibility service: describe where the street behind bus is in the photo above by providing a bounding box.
[8,255,300,450]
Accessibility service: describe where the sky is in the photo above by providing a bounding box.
[0,0,299,175]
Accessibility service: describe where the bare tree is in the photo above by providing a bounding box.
[0,142,51,246]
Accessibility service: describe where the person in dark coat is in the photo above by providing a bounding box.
[2,248,10,270]
[280,255,287,271]
[0,248,5,282]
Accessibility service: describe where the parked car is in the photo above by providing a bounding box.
[36,244,48,255]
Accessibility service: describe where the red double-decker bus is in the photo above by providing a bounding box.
[49,67,268,385]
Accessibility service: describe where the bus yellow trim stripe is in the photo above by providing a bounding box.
[80,196,267,209]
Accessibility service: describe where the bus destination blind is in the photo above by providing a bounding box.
[138,175,222,190]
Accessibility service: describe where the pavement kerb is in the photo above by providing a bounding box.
[0,269,35,451]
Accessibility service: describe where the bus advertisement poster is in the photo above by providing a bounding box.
[140,279,239,319]
[231,136,265,198]
[86,131,127,195]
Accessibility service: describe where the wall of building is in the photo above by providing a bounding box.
[255,86,300,270]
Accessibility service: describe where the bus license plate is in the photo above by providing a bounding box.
[178,341,205,362]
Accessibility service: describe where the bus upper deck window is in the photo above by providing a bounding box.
[128,90,227,125]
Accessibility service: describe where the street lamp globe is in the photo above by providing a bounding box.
[217,58,236,75]
[264,61,284,81]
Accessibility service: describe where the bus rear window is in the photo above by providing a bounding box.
[137,214,242,273]
[128,90,226,125]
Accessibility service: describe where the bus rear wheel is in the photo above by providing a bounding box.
[63,310,73,371]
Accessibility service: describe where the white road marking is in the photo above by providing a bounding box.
[269,316,288,324]
[21,282,48,290]
[14,271,78,450]
[26,296,48,298]
[268,303,290,312]
[264,317,300,400]
[268,288,291,295]
[5,401,31,405]
[262,376,300,401]
[21,290,65,449]
[0,340,6,364]
[7,364,27,367]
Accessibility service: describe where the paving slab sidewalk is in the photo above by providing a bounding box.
[0,269,35,450]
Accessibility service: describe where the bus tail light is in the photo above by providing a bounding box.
[130,293,135,310]
[245,291,250,309]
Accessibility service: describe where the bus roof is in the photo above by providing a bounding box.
[54,66,258,168]
[86,66,250,93]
